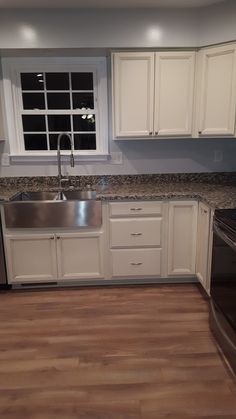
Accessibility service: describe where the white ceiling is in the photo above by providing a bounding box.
[0,0,226,8]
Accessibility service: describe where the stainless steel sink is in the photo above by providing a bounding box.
[63,190,97,200]
[4,189,101,229]
[10,189,97,201]
[10,191,59,201]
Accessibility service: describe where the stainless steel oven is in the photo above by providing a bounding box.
[210,209,236,374]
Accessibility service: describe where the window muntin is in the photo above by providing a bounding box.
[20,71,97,152]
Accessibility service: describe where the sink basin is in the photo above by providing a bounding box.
[10,191,58,201]
[5,189,101,229]
[63,190,96,200]
[10,189,96,202]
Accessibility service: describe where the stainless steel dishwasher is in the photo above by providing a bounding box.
[0,208,8,288]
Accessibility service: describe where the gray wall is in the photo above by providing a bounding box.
[199,0,236,46]
[1,0,236,176]
[0,8,200,49]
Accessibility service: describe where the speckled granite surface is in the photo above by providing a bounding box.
[1,173,236,209]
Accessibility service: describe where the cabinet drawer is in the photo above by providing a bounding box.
[109,201,162,217]
[110,218,162,248]
[111,248,161,277]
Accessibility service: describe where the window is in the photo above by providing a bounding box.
[2,57,108,160]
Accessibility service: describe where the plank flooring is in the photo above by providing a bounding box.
[0,284,235,419]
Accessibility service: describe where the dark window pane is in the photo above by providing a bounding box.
[22,93,45,110]
[74,134,96,150]
[48,115,71,132]
[24,134,47,150]
[71,73,93,90]
[22,115,46,132]
[47,93,70,109]
[21,73,44,90]
[46,73,69,90]
[73,115,96,132]
[49,134,72,150]
[72,93,94,110]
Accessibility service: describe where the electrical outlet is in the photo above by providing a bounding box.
[214,150,223,163]
[1,153,10,166]
[110,152,123,164]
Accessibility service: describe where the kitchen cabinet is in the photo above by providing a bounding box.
[0,80,5,141]
[56,232,103,280]
[167,201,198,276]
[112,52,154,137]
[3,199,213,286]
[5,234,58,283]
[112,51,195,138]
[196,43,236,136]
[109,201,166,278]
[154,52,195,136]
[196,202,212,293]
[5,231,104,284]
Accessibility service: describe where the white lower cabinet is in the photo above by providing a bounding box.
[167,201,198,276]
[109,201,165,278]
[196,202,212,293]
[5,231,104,284]
[4,199,212,286]
[56,233,103,280]
[5,234,57,283]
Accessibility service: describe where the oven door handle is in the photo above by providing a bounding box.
[214,222,236,251]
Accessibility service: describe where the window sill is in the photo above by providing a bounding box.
[10,153,110,164]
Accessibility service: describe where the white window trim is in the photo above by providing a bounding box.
[2,57,109,161]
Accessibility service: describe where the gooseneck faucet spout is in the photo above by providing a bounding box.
[57,132,74,189]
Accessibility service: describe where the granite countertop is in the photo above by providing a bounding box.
[1,174,236,209]
[95,182,236,209]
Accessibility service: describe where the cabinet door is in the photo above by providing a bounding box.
[154,52,195,136]
[5,234,57,283]
[56,233,104,280]
[167,201,198,276]
[197,44,236,136]
[0,82,5,140]
[112,52,154,137]
[196,203,211,292]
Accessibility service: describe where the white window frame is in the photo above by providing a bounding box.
[2,57,109,162]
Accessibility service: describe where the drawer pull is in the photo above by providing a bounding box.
[130,208,143,211]
[130,262,143,266]
[131,232,143,236]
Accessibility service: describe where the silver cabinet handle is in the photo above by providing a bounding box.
[130,262,143,266]
[130,207,143,211]
[131,232,143,236]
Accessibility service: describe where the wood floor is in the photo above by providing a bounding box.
[0,284,235,419]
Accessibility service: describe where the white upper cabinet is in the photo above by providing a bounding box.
[154,52,195,136]
[112,51,195,138]
[112,52,154,137]
[197,44,236,136]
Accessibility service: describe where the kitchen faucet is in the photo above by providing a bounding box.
[57,132,75,190]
